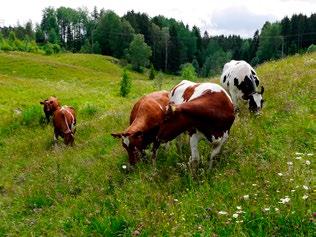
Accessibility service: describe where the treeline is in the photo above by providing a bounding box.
[1,7,315,75]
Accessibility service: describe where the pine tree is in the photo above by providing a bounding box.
[149,64,155,80]
[120,69,131,97]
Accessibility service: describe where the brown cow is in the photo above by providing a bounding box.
[111,91,169,165]
[40,96,61,123]
[156,82,235,170]
[53,106,76,146]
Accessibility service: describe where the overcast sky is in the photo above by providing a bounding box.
[0,0,315,38]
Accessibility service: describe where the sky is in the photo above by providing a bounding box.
[0,0,315,38]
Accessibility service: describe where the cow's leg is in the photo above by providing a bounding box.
[53,130,58,146]
[151,141,160,169]
[209,131,229,170]
[189,132,203,169]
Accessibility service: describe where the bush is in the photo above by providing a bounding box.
[149,64,155,80]
[0,40,12,51]
[306,44,316,53]
[180,63,197,81]
[120,69,131,97]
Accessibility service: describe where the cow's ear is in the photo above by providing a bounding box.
[40,101,44,105]
[260,86,264,94]
[111,133,123,138]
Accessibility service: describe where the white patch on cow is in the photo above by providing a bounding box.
[170,80,196,104]
[252,93,262,108]
[170,80,232,104]
[122,136,130,147]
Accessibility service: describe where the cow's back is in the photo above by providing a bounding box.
[129,91,169,130]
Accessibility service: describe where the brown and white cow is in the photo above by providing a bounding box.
[53,106,76,146]
[111,91,169,165]
[40,96,61,123]
[156,80,235,169]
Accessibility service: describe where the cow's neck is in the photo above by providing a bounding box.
[158,113,191,142]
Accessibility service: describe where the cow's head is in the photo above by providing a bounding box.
[40,97,60,122]
[111,131,144,165]
[247,86,265,114]
[64,132,75,146]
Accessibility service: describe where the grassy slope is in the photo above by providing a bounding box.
[0,51,315,236]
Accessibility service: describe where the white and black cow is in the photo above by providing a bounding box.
[220,60,264,114]
[156,80,235,170]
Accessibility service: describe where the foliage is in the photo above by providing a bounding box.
[257,22,283,63]
[153,71,163,90]
[149,64,155,80]
[120,69,131,97]
[306,44,316,53]
[126,34,152,72]
[180,63,197,81]
[0,8,315,74]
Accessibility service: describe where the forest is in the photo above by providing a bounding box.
[0,7,315,75]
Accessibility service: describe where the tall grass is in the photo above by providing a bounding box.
[0,51,314,236]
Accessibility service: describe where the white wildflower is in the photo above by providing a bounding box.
[303,185,309,190]
[218,211,228,215]
[275,208,279,212]
[174,198,178,202]
[302,195,308,200]
[307,153,313,156]
[252,183,257,186]
[295,152,303,155]
[263,207,270,212]
[291,190,295,193]
[236,206,242,210]
[232,213,239,218]
[290,178,294,182]
[295,156,302,160]
[305,160,311,165]
[236,210,245,214]
[279,197,290,204]
[122,165,127,169]
[287,161,293,165]
[276,190,280,193]
[236,220,244,223]
[243,195,249,200]
[277,173,283,176]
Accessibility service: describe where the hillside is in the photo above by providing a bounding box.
[0,51,315,236]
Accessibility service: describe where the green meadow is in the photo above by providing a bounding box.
[0,51,315,236]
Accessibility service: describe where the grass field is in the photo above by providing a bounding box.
[0,51,315,236]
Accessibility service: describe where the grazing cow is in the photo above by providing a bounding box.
[220,60,264,114]
[53,106,76,146]
[156,81,235,169]
[40,96,61,123]
[111,91,169,165]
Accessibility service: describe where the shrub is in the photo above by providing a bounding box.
[42,43,54,55]
[120,69,131,97]
[149,64,155,80]
[180,63,197,81]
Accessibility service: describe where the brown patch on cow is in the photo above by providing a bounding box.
[112,91,169,165]
[53,106,76,145]
[171,82,185,97]
[182,84,200,102]
[158,90,235,143]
